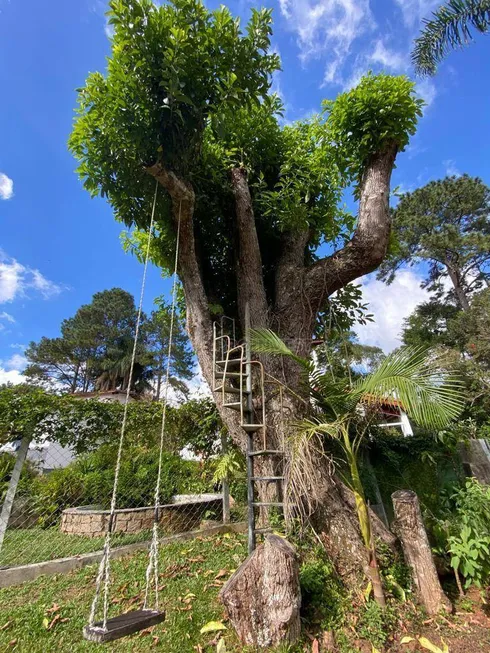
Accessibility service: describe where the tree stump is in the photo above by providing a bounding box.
[391,490,451,615]
[219,535,301,648]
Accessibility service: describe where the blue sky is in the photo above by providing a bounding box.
[0,0,489,381]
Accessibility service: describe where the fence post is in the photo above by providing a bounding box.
[0,435,32,553]
[221,432,230,524]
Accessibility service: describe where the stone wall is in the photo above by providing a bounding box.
[60,494,223,538]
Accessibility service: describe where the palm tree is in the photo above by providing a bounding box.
[412,0,490,75]
[251,330,464,606]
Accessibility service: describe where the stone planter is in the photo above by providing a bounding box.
[60,494,223,538]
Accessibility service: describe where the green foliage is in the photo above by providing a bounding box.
[24,287,193,395]
[299,548,349,631]
[323,73,423,187]
[0,384,60,445]
[0,452,37,503]
[212,449,245,485]
[412,0,490,75]
[379,175,490,308]
[357,601,398,648]
[30,444,210,524]
[69,0,279,240]
[430,479,490,589]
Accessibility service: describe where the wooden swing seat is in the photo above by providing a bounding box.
[83,609,165,643]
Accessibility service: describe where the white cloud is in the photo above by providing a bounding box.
[104,20,115,39]
[279,0,374,83]
[444,159,461,177]
[0,250,65,304]
[0,172,13,200]
[4,353,27,372]
[0,367,25,385]
[415,78,437,108]
[369,40,407,71]
[0,311,15,324]
[394,0,439,28]
[354,268,430,352]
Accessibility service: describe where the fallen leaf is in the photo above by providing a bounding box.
[215,570,228,580]
[8,639,17,647]
[46,603,60,615]
[48,614,61,630]
[200,621,228,634]
[400,637,415,644]
[312,638,319,653]
[0,621,12,631]
[216,637,227,653]
[42,617,50,629]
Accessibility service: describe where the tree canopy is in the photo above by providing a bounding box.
[24,288,193,395]
[69,0,422,327]
[379,175,490,310]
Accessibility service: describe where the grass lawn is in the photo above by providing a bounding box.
[0,532,253,653]
[0,528,153,567]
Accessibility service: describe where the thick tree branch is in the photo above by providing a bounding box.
[231,167,268,329]
[146,163,246,448]
[304,142,398,312]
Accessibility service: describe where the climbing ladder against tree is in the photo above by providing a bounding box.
[212,306,286,554]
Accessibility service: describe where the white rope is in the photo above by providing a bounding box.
[88,179,159,629]
[143,200,182,611]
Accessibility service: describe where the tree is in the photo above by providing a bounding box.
[379,175,490,310]
[403,288,490,425]
[412,0,490,76]
[251,329,463,607]
[24,288,194,395]
[146,298,194,399]
[69,0,422,584]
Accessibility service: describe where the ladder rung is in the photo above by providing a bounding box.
[224,402,242,412]
[215,359,242,366]
[222,371,244,378]
[242,424,264,432]
[251,476,284,482]
[248,450,284,457]
[221,385,242,394]
[253,527,274,535]
[252,502,284,507]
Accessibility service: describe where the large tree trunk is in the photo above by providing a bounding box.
[446,261,470,310]
[220,535,301,648]
[392,490,451,615]
[147,142,399,590]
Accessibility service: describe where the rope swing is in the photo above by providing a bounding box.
[83,181,182,643]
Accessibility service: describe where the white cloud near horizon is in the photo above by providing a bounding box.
[354,268,430,352]
[0,250,65,304]
[0,367,25,385]
[444,158,461,177]
[0,172,14,200]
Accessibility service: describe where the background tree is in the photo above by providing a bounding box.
[379,175,490,310]
[24,287,193,395]
[69,0,422,584]
[403,288,490,425]
[146,297,194,399]
[412,0,490,76]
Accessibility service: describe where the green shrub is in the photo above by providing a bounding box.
[357,600,398,649]
[299,548,349,631]
[29,444,216,526]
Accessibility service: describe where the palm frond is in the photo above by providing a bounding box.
[412,0,490,75]
[352,346,465,430]
[249,328,311,370]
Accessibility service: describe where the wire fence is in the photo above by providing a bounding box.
[0,436,247,572]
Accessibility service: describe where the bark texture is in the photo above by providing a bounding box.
[458,439,490,485]
[146,142,401,591]
[219,535,301,648]
[392,490,451,615]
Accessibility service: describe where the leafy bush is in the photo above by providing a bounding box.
[29,444,215,526]
[430,479,490,589]
[299,547,349,631]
